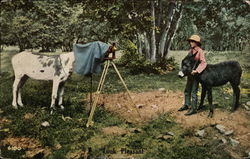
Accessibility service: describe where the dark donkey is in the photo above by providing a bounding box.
[178,53,242,117]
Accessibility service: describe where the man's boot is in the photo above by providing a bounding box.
[184,108,197,116]
[178,105,189,111]
[186,83,198,116]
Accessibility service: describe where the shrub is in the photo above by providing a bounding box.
[118,40,177,74]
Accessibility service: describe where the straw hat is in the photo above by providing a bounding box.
[188,35,201,44]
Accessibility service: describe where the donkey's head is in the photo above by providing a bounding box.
[178,53,197,78]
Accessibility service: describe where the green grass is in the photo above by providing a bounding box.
[1,46,249,158]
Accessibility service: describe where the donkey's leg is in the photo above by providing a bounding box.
[58,82,65,110]
[198,85,207,110]
[50,80,60,114]
[17,75,29,107]
[231,84,240,111]
[207,87,214,118]
[12,76,22,109]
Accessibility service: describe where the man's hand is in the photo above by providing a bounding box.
[191,70,198,75]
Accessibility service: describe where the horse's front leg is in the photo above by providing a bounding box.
[50,80,60,114]
[17,75,28,107]
[58,82,65,110]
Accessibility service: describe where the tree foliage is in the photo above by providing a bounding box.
[0,0,249,53]
[172,0,250,51]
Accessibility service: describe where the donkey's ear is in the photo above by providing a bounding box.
[192,52,198,56]
[189,52,197,58]
[187,52,193,57]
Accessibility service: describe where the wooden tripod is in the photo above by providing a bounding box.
[86,59,141,127]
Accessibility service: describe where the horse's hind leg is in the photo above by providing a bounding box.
[230,83,240,111]
[12,76,22,109]
[17,75,29,107]
[207,87,214,118]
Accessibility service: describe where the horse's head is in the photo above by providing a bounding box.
[61,52,75,74]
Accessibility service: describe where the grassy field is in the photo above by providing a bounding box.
[0,46,250,158]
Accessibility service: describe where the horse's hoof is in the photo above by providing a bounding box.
[59,105,65,110]
[18,104,24,107]
[50,110,54,115]
[12,105,18,109]
[207,112,213,118]
[50,107,56,115]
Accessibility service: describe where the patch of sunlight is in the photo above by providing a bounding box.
[242,73,250,79]
[241,88,250,94]
[197,90,201,97]
[223,87,233,95]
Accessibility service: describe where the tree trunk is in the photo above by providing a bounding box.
[163,3,183,58]
[137,33,143,55]
[16,35,24,52]
[18,42,25,52]
[150,1,157,63]
[156,0,163,27]
[144,32,150,59]
[158,1,176,58]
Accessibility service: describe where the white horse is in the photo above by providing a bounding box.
[11,51,75,113]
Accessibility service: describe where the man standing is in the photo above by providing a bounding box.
[178,35,207,115]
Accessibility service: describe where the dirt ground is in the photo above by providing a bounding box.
[96,90,250,150]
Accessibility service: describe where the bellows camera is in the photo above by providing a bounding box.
[104,43,117,60]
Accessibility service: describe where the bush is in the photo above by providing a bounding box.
[118,40,177,74]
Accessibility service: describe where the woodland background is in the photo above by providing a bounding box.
[1,0,249,62]
[0,0,250,158]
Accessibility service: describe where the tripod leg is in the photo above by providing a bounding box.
[99,60,110,92]
[111,61,142,118]
[86,92,101,127]
[86,60,110,127]
[97,60,109,92]
[87,61,107,115]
